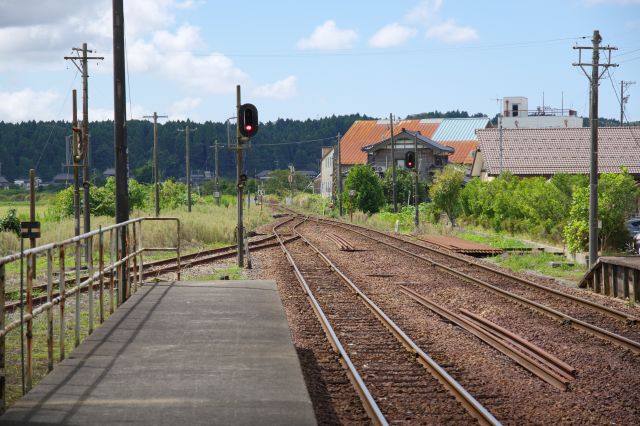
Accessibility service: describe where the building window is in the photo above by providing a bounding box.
[435,157,443,166]
[512,104,519,117]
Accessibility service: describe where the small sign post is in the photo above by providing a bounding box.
[19,221,39,396]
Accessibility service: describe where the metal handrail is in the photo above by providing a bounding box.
[0,217,181,413]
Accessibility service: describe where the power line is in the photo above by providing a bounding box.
[35,70,80,170]
[140,36,587,59]
[250,136,338,147]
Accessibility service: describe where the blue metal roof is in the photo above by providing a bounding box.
[431,118,490,142]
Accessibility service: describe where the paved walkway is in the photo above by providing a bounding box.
[0,280,316,425]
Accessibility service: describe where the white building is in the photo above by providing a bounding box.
[320,146,334,199]
[501,96,583,129]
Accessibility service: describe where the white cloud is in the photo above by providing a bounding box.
[253,76,298,100]
[369,23,418,48]
[405,0,443,24]
[0,89,62,122]
[426,19,478,43]
[297,20,358,50]
[89,103,146,121]
[162,52,247,94]
[168,97,202,120]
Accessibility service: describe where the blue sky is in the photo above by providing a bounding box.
[0,0,638,123]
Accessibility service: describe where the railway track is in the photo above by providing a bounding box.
[3,233,294,313]
[273,215,500,425]
[306,216,640,355]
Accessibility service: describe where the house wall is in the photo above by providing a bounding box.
[368,146,444,179]
[320,148,334,199]
[501,115,582,129]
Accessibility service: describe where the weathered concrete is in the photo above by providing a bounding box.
[0,280,316,425]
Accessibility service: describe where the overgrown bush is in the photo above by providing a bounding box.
[0,209,20,237]
[564,169,638,252]
[342,165,385,214]
[49,177,152,218]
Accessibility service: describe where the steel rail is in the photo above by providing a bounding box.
[272,217,388,426]
[322,218,637,324]
[289,220,501,426]
[315,218,640,355]
[400,286,572,391]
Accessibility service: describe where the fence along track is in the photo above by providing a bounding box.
[276,215,501,425]
[313,217,640,355]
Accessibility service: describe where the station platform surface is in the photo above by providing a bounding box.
[0,280,316,425]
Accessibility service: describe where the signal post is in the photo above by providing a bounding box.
[235,85,259,267]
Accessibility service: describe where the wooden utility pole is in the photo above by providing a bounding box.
[210,140,220,205]
[71,90,81,240]
[113,0,129,302]
[178,125,196,212]
[29,169,37,274]
[64,43,103,262]
[573,30,618,267]
[390,113,397,213]
[144,112,168,217]
[336,133,343,216]
[620,81,636,127]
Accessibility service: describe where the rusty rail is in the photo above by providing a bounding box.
[0,217,180,413]
[400,286,575,391]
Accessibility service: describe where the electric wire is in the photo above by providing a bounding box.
[606,68,640,150]
[34,69,79,170]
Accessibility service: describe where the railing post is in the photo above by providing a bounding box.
[623,267,630,300]
[59,246,66,361]
[110,229,115,313]
[75,240,81,348]
[88,235,94,334]
[26,251,33,392]
[99,228,104,323]
[176,220,181,281]
[46,249,53,372]
[132,222,138,293]
[0,263,6,414]
[138,220,144,287]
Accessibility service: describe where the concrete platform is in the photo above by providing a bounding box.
[0,280,316,425]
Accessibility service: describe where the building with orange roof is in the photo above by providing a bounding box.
[339,119,441,166]
[362,129,453,179]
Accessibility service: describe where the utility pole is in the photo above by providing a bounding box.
[178,125,196,212]
[210,140,220,205]
[71,90,81,240]
[413,131,419,228]
[64,43,103,262]
[390,113,397,213]
[144,112,168,217]
[620,80,636,126]
[113,0,130,302]
[573,30,618,267]
[336,133,343,216]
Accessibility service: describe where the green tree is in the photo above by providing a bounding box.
[264,170,310,196]
[342,165,385,214]
[564,169,638,252]
[382,169,413,206]
[429,166,465,225]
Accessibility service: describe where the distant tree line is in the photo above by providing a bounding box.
[0,114,369,182]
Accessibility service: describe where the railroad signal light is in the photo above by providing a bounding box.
[405,151,415,169]
[238,103,259,138]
